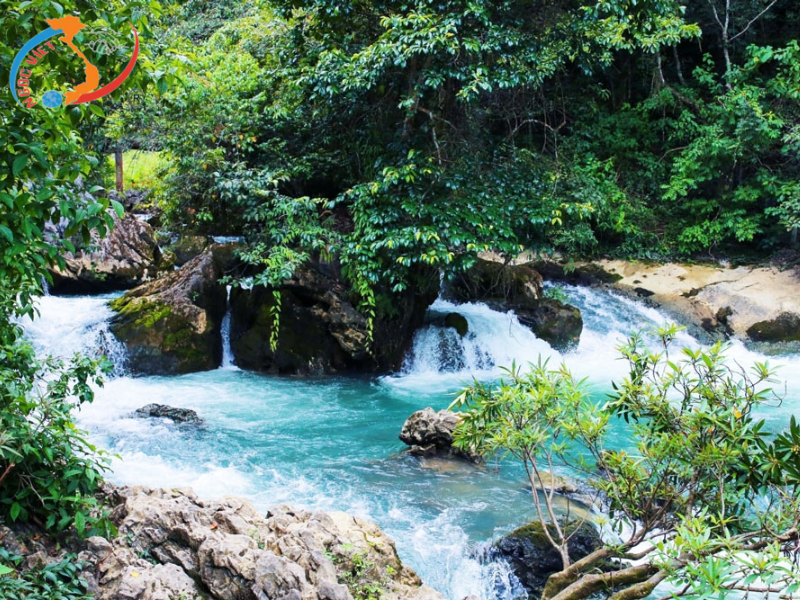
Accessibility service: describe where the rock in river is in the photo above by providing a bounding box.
[399,407,481,462]
[490,519,602,598]
[109,244,238,375]
[78,486,442,600]
[48,212,167,294]
[230,262,438,375]
[445,257,583,351]
[135,404,202,424]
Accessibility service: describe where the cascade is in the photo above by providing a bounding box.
[220,285,235,369]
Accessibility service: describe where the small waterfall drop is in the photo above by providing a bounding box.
[23,293,127,377]
[402,300,555,376]
[220,285,235,369]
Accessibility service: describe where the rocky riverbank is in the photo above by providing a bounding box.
[3,485,442,600]
[534,256,800,347]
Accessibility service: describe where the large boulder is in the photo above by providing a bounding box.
[108,244,237,375]
[490,519,602,598]
[230,263,438,375]
[399,408,481,462]
[79,486,442,600]
[514,299,583,351]
[166,235,213,267]
[48,212,166,294]
[447,257,544,306]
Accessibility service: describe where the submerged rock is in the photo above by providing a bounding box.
[109,244,238,375]
[79,486,442,600]
[135,403,202,424]
[230,263,438,375]
[48,212,166,294]
[399,408,481,462]
[491,519,602,598]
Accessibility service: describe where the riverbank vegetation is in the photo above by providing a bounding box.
[453,326,800,598]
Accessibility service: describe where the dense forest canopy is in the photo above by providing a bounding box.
[106,0,800,294]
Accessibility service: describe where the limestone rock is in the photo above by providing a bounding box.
[81,486,442,600]
[108,244,238,375]
[399,408,481,462]
[538,258,800,346]
[48,212,166,294]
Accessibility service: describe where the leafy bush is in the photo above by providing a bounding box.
[0,333,114,536]
[452,325,800,599]
[0,548,92,600]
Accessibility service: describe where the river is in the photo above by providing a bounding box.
[22,285,800,598]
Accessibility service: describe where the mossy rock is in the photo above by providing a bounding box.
[493,519,601,597]
[167,235,212,266]
[444,312,469,337]
[747,312,800,343]
[108,245,234,375]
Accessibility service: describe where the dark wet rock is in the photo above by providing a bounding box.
[447,258,544,307]
[747,312,800,343]
[135,404,202,424]
[48,212,166,294]
[109,244,239,375]
[514,299,583,351]
[492,519,602,598]
[444,312,469,336]
[533,260,623,286]
[230,263,438,375]
[399,408,481,462]
[445,258,583,350]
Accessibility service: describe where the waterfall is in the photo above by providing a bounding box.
[402,299,554,377]
[220,285,235,369]
[22,293,127,377]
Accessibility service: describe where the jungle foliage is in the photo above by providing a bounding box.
[110,0,800,293]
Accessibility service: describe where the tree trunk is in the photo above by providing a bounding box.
[115,149,124,193]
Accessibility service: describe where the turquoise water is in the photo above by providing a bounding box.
[25,286,800,598]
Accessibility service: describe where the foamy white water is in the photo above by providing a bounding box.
[20,285,800,599]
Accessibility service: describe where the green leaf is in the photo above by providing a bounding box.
[12,155,27,177]
[0,564,13,576]
[89,104,105,118]
[74,510,86,533]
[110,200,125,218]
[0,225,13,243]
